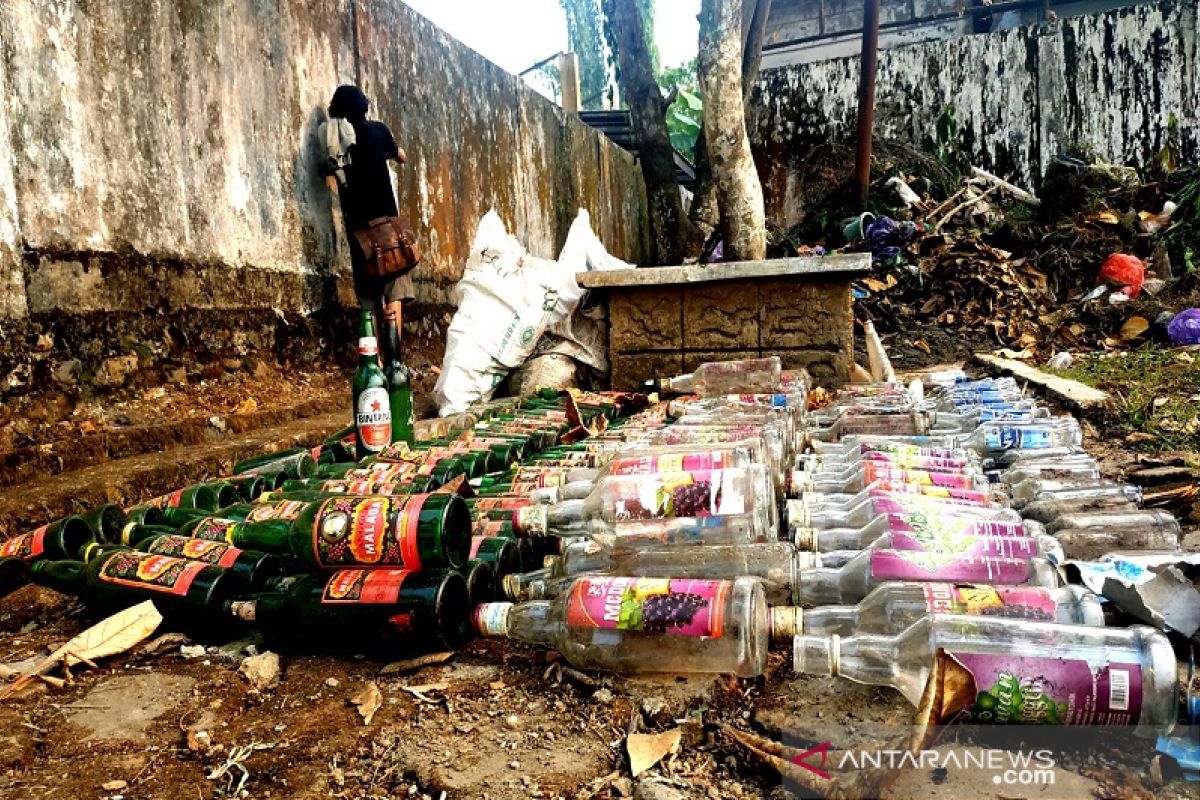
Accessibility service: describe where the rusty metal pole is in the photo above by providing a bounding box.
[853,0,881,210]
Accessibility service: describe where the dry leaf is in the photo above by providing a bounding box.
[380,652,454,675]
[1086,211,1121,225]
[1,602,162,700]
[627,728,682,777]
[913,339,931,354]
[1119,316,1150,340]
[232,396,259,415]
[861,278,890,292]
[101,779,128,791]
[140,632,190,655]
[350,681,383,726]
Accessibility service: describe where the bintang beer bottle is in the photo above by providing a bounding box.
[353,310,392,455]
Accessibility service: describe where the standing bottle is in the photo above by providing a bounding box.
[353,310,392,454]
[226,569,470,648]
[769,583,1104,638]
[475,576,768,677]
[383,314,415,446]
[791,615,1177,736]
[795,549,1059,605]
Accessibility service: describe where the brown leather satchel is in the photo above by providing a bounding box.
[352,216,421,278]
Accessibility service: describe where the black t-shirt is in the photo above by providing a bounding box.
[339,119,400,230]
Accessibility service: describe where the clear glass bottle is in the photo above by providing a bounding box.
[770,583,1103,638]
[1010,478,1143,507]
[789,491,1018,530]
[1046,509,1180,536]
[961,419,1083,453]
[795,528,1063,563]
[796,549,1059,605]
[792,615,1177,736]
[475,576,769,677]
[651,357,781,397]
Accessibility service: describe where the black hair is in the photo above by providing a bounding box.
[328,85,369,121]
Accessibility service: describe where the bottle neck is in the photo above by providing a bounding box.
[358,337,379,367]
[226,593,288,625]
[796,567,847,606]
[793,633,900,691]
[30,559,87,594]
[383,319,403,365]
[796,606,861,637]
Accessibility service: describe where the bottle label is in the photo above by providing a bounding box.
[564,577,729,638]
[245,500,306,523]
[472,518,509,538]
[983,427,1054,450]
[611,470,746,520]
[0,526,48,560]
[358,336,378,355]
[888,530,1041,559]
[922,584,1057,620]
[608,451,727,476]
[947,652,1143,725]
[97,552,208,596]
[190,518,243,543]
[472,497,530,511]
[870,550,1031,584]
[311,495,426,569]
[474,602,511,636]
[375,441,421,463]
[468,535,486,559]
[322,569,411,604]
[146,535,242,568]
[888,512,1023,539]
[356,388,392,452]
[862,463,976,490]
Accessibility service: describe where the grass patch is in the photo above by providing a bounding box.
[1051,345,1200,452]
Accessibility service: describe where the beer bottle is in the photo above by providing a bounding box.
[144,484,219,511]
[227,475,268,503]
[136,534,284,589]
[30,548,248,615]
[0,516,93,562]
[226,569,471,648]
[227,493,470,571]
[233,448,319,479]
[430,563,494,609]
[383,316,415,446]
[124,504,166,528]
[204,482,241,509]
[468,536,522,591]
[353,311,392,454]
[81,504,127,544]
[0,557,30,599]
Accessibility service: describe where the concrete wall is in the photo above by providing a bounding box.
[751,0,1199,228]
[0,0,647,391]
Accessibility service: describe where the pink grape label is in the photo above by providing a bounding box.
[869,492,990,515]
[608,451,729,476]
[886,512,1026,538]
[869,550,1032,584]
[565,577,729,638]
[863,463,977,489]
[611,470,746,520]
[887,531,1041,558]
[949,653,1142,725]
[922,584,1057,621]
[868,484,992,503]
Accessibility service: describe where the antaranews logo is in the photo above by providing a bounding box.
[791,743,1056,786]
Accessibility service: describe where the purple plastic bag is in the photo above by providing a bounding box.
[1168,309,1200,345]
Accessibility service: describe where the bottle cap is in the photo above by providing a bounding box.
[792,526,817,552]
[769,607,802,640]
[473,602,512,637]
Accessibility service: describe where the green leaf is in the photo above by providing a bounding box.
[677,87,703,112]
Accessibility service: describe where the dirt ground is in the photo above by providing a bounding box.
[0,348,1197,800]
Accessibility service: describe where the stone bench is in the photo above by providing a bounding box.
[576,255,871,389]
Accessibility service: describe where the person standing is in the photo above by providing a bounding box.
[324,85,414,358]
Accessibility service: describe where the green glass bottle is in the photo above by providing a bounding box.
[226,569,471,648]
[124,504,166,528]
[233,448,319,478]
[204,482,241,510]
[138,534,283,589]
[0,516,93,562]
[468,536,521,591]
[81,504,127,544]
[353,310,392,454]
[227,475,268,503]
[0,557,30,600]
[228,493,470,571]
[30,549,248,616]
[430,563,494,609]
[383,317,415,446]
[145,484,219,512]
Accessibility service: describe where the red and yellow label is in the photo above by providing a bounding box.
[246,500,305,524]
[146,535,241,568]
[190,518,242,543]
[97,552,207,596]
[0,526,48,561]
[321,569,411,604]
[311,495,426,569]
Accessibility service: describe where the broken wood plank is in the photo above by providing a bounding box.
[970,353,1113,419]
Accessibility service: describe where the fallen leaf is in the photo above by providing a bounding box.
[233,396,259,415]
[1119,316,1150,340]
[1177,351,1196,364]
[861,278,890,292]
[140,632,190,655]
[101,779,128,791]
[186,727,214,753]
[350,681,383,726]
[380,652,454,675]
[1153,396,1170,409]
[1086,211,1121,225]
[627,728,682,777]
[913,339,931,355]
[0,601,163,699]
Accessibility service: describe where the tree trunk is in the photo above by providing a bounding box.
[698,0,767,261]
[690,0,771,244]
[560,0,610,109]
[603,0,701,266]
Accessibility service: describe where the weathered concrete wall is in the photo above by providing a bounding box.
[751,0,1199,228]
[0,0,647,393]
